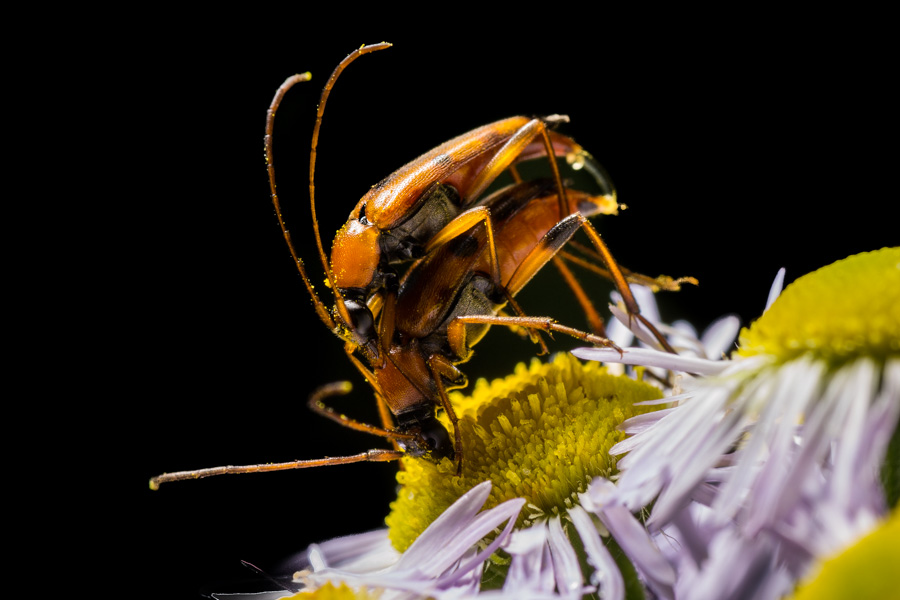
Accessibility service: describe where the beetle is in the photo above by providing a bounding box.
[150,43,680,488]
[268,43,621,367]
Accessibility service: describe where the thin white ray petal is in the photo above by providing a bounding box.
[828,359,877,508]
[547,516,589,599]
[303,529,398,573]
[608,304,667,351]
[713,358,821,523]
[403,497,525,575]
[649,402,751,528]
[764,267,786,312]
[502,521,556,596]
[572,346,729,376]
[699,314,741,359]
[596,502,676,599]
[396,480,493,568]
[435,498,526,586]
[568,506,624,600]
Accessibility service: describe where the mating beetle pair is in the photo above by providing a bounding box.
[150,42,682,489]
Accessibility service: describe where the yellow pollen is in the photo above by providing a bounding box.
[385,353,663,552]
[737,247,900,364]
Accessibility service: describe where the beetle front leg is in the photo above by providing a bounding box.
[426,355,465,475]
[307,381,418,444]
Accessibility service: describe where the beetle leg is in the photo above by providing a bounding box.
[551,255,608,337]
[466,118,569,215]
[306,381,419,443]
[341,342,398,433]
[426,355,465,475]
[453,314,622,354]
[426,206,501,287]
[149,380,409,489]
[496,209,676,353]
[558,241,699,293]
[427,205,549,354]
[573,216,676,353]
[500,290,551,355]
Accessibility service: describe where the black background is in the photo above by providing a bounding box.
[121,20,896,600]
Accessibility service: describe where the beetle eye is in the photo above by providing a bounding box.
[343,297,375,342]
[419,418,454,460]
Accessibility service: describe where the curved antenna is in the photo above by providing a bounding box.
[264,43,392,333]
[309,42,392,330]
[265,71,336,329]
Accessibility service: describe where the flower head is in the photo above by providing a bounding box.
[293,353,668,599]
[386,353,663,550]
[737,248,900,364]
[574,247,900,598]
[291,481,525,600]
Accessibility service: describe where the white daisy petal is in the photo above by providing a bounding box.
[572,346,729,376]
[301,481,525,599]
[568,506,624,600]
[608,303,667,351]
[581,480,676,599]
[394,480,495,570]
[698,314,741,359]
[211,591,294,599]
[434,498,526,588]
[303,529,399,573]
[501,522,556,596]
[713,357,824,525]
[764,267,786,312]
[547,516,589,599]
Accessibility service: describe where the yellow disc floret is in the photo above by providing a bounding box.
[386,353,664,552]
[738,247,900,364]
[789,508,900,600]
[284,581,381,599]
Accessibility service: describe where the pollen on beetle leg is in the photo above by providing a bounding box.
[385,352,664,552]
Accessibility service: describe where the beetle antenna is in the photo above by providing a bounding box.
[265,71,337,329]
[309,42,392,330]
[264,43,392,334]
[149,448,404,489]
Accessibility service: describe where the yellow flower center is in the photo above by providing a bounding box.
[737,247,900,364]
[789,508,900,600]
[385,353,663,552]
[285,581,380,599]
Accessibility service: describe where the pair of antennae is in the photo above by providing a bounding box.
[264,42,392,333]
[150,45,398,491]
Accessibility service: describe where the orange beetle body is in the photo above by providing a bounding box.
[148,43,667,488]
[329,114,600,359]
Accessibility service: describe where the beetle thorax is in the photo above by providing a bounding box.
[331,219,382,291]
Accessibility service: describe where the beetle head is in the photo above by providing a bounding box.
[397,409,455,462]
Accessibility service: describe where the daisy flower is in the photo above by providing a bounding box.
[573,247,900,598]
[286,353,672,599]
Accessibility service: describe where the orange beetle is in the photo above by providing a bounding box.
[269,43,615,368]
[150,44,679,487]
